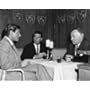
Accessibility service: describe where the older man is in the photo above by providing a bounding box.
[64,28,90,63]
[0,24,52,80]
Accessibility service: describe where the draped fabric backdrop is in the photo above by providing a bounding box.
[0,9,90,48]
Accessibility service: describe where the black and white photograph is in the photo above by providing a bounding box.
[0,9,90,81]
[0,0,90,90]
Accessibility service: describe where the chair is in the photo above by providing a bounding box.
[78,63,90,81]
[76,50,90,81]
[0,48,26,81]
[0,68,25,81]
[52,48,67,60]
[0,48,36,81]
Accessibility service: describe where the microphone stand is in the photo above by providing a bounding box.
[46,47,53,60]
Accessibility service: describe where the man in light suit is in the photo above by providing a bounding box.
[21,31,47,60]
[0,24,52,80]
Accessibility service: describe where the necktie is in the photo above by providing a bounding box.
[75,45,78,56]
[37,44,39,54]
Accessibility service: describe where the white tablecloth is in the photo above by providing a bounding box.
[23,59,82,80]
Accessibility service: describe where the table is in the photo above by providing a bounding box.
[22,59,82,80]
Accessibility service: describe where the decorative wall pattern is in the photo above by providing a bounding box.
[37,15,47,26]
[56,10,87,24]
[25,14,35,25]
[0,9,89,48]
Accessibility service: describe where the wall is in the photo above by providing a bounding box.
[0,9,90,48]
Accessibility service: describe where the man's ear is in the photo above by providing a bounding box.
[9,30,13,35]
[81,33,84,39]
[41,38,43,41]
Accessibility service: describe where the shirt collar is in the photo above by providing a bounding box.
[34,43,40,46]
[78,43,80,47]
[5,36,14,46]
[75,43,80,48]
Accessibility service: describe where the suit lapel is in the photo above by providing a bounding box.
[78,39,85,50]
[4,37,20,60]
[11,44,18,55]
[32,43,36,54]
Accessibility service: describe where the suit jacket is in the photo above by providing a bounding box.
[21,42,47,60]
[0,37,52,80]
[0,36,21,70]
[64,38,90,63]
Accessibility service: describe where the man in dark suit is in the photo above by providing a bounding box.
[21,31,47,60]
[64,28,90,63]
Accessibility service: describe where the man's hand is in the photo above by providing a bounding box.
[65,54,74,62]
[77,50,88,56]
[33,52,46,59]
[21,60,30,67]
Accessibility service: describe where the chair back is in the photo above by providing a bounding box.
[52,48,67,59]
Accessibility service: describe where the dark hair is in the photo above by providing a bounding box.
[72,27,85,34]
[1,24,20,39]
[32,31,43,42]
[32,30,43,38]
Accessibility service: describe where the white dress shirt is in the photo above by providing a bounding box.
[74,43,80,56]
[34,43,40,54]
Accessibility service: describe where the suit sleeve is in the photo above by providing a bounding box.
[21,46,29,60]
[84,40,90,50]
[41,43,47,53]
[21,45,35,60]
